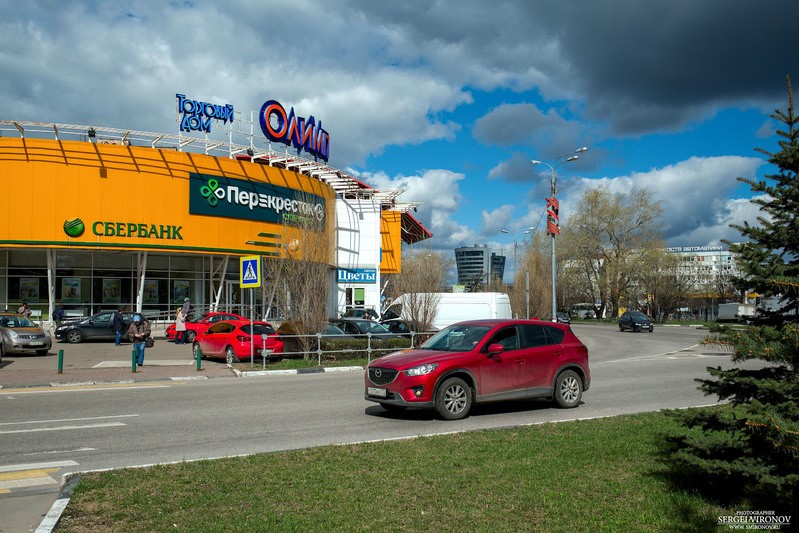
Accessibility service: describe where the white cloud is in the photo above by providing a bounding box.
[562,156,764,244]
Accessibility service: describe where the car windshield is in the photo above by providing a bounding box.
[420,325,491,352]
[629,312,650,320]
[0,316,36,328]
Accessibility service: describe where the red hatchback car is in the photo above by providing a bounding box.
[364,319,590,420]
[192,320,284,364]
[165,312,245,343]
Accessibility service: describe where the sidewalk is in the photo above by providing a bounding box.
[0,338,236,389]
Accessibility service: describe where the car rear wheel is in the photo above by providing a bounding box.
[186,330,196,343]
[435,377,472,420]
[225,346,240,365]
[554,370,582,408]
[66,330,84,343]
[0,344,4,364]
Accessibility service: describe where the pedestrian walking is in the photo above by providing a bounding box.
[181,297,191,317]
[174,307,187,344]
[112,307,126,346]
[53,305,64,329]
[127,315,151,366]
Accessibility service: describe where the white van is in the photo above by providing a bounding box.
[385,292,512,331]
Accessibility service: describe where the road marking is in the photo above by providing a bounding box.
[0,414,139,427]
[0,460,79,473]
[24,447,96,456]
[93,359,196,368]
[0,383,172,394]
[0,422,127,434]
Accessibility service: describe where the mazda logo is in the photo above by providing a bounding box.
[374,369,382,378]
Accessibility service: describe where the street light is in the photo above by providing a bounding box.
[531,147,588,321]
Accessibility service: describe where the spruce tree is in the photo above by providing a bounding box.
[667,76,799,514]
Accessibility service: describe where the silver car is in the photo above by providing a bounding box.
[0,312,52,361]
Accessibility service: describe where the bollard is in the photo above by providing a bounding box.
[196,347,202,371]
[58,349,64,374]
[132,350,137,373]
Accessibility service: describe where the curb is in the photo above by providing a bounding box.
[232,365,363,378]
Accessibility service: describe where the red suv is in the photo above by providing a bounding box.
[364,319,590,420]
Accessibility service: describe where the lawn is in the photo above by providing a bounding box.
[56,411,732,532]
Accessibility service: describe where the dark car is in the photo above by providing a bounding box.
[0,313,52,359]
[329,318,404,340]
[618,311,654,332]
[365,319,591,420]
[379,318,413,337]
[556,312,571,324]
[341,308,380,320]
[54,311,136,343]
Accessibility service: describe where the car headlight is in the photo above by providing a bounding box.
[404,363,439,376]
[7,330,19,339]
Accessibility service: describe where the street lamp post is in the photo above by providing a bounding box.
[531,147,588,321]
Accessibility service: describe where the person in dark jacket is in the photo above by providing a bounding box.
[112,308,126,346]
[127,315,151,366]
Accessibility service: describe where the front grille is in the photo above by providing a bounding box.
[19,334,45,340]
[368,367,398,385]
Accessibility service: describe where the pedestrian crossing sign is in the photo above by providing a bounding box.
[240,255,261,288]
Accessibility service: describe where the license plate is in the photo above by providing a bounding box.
[367,387,387,398]
[29,341,44,346]
[260,349,273,356]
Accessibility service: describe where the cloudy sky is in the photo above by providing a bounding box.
[2,0,797,266]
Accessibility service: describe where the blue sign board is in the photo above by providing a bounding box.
[337,268,377,284]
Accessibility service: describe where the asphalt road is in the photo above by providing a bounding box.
[0,324,743,532]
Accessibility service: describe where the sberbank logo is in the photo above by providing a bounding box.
[63,218,85,238]
[201,178,220,207]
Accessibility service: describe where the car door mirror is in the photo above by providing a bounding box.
[487,343,505,355]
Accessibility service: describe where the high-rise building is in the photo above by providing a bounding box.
[454,245,506,287]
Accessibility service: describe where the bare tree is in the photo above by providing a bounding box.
[560,187,664,318]
[507,233,551,318]
[383,248,449,331]
[266,194,333,359]
[634,248,694,322]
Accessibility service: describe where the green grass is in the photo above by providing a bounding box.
[57,411,732,532]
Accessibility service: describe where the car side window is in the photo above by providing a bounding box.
[488,326,519,351]
[207,322,233,334]
[95,313,112,324]
[519,324,549,348]
[544,326,565,344]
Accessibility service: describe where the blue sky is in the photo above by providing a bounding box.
[1,0,797,268]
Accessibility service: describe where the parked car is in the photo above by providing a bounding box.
[0,313,52,359]
[556,312,571,324]
[165,312,245,343]
[329,318,405,340]
[618,311,654,333]
[54,311,136,343]
[341,308,380,320]
[379,318,413,337]
[192,320,283,364]
[364,319,590,420]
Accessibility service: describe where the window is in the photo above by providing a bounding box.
[488,326,519,351]
[520,324,549,348]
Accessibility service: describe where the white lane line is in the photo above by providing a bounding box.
[0,384,172,394]
[0,460,79,473]
[604,343,705,363]
[0,422,127,434]
[24,447,96,456]
[0,414,139,427]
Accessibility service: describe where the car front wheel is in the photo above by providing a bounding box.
[618,323,624,331]
[554,370,583,408]
[66,330,84,343]
[435,377,472,420]
[225,346,240,365]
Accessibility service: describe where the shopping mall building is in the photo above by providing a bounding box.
[0,94,430,324]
